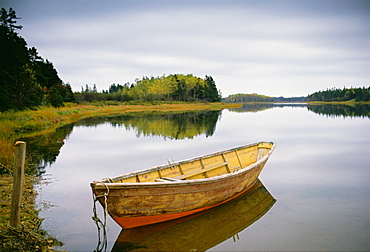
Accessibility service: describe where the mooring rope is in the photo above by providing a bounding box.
[92,183,109,252]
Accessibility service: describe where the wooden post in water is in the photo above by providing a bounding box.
[10,141,26,227]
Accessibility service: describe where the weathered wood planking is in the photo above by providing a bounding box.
[91,141,275,228]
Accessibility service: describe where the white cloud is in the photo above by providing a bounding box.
[5,0,370,97]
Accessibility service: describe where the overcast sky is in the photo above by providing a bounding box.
[3,0,370,97]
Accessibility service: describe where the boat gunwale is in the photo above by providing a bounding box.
[91,141,275,189]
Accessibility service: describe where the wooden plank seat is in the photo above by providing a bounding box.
[155,179,167,182]
[155,162,230,182]
[173,162,230,180]
[155,177,182,182]
[163,177,181,181]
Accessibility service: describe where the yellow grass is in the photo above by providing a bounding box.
[1,101,236,134]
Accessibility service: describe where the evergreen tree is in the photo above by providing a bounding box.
[0,7,22,32]
[0,7,36,110]
[204,75,221,102]
[0,8,75,110]
[171,75,186,101]
[48,85,64,107]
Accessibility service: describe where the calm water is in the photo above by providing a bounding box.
[26,104,370,251]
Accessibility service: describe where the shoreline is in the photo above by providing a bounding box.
[1,102,240,139]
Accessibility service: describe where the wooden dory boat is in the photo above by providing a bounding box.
[91,141,275,229]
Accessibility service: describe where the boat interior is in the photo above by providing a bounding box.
[107,142,273,184]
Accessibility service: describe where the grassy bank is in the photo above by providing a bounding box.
[0,101,239,251]
[0,176,63,251]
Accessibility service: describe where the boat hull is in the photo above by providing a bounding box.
[91,141,275,229]
[111,179,276,251]
[112,177,260,228]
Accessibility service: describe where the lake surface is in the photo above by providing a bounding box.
[26,104,370,251]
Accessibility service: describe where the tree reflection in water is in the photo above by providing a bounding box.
[307,104,370,118]
[229,103,370,118]
[21,110,222,176]
[19,103,369,177]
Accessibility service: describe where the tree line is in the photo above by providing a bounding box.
[0,8,75,111]
[223,93,306,102]
[1,8,221,111]
[75,74,221,103]
[224,87,370,103]
[307,87,370,102]
[223,93,274,103]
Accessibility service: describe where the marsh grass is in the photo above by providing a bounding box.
[0,176,63,251]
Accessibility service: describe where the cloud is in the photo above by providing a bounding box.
[4,0,370,97]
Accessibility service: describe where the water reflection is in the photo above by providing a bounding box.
[75,110,222,139]
[307,103,370,118]
[228,103,370,118]
[20,110,222,175]
[228,103,308,113]
[228,103,274,113]
[111,180,276,252]
[21,124,74,176]
[20,104,368,177]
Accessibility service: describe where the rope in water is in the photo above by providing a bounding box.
[92,183,109,252]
